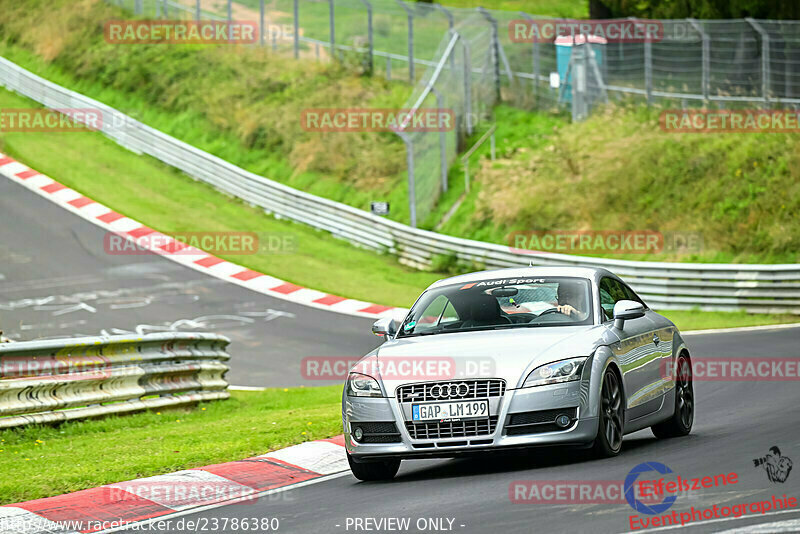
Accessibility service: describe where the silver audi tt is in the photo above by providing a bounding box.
[342,267,694,481]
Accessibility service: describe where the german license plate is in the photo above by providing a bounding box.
[412,400,489,421]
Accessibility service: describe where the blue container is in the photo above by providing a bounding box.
[556,35,606,102]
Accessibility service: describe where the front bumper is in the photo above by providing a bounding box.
[344,380,598,461]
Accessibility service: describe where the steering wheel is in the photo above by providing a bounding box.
[536,307,564,317]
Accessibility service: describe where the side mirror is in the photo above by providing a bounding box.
[372,317,398,339]
[613,300,645,330]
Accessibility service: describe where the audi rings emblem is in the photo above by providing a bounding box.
[429,382,470,399]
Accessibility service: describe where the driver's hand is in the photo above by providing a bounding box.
[557,304,578,317]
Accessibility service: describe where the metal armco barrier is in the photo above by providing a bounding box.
[0,332,230,429]
[0,57,798,314]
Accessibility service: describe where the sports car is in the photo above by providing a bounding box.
[342,267,694,481]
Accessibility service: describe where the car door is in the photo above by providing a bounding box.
[599,277,664,421]
[621,281,676,406]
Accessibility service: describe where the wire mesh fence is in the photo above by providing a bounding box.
[105,0,800,222]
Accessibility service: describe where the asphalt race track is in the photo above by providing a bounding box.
[151,327,800,534]
[0,178,379,387]
[2,177,800,533]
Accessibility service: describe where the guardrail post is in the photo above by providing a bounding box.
[688,19,710,103]
[747,18,771,108]
[432,87,448,193]
[358,0,374,74]
[291,0,300,59]
[395,0,415,83]
[329,0,336,61]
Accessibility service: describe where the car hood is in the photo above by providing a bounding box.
[369,325,619,394]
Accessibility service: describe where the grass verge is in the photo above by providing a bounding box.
[0,387,342,505]
[2,86,798,331]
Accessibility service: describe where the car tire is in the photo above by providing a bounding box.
[347,452,401,481]
[592,368,624,458]
[652,354,693,439]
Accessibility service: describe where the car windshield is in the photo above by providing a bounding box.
[397,276,594,338]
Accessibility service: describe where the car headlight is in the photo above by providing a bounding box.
[346,372,383,397]
[523,357,588,388]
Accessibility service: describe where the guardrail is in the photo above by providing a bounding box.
[1,57,798,314]
[0,332,230,429]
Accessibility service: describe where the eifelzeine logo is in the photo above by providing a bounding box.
[104,20,258,44]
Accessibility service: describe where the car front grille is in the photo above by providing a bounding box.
[505,408,578,436]
[404,416,499,440]
[396,379,505,403]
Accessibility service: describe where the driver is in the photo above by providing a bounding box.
[554,282,588,320]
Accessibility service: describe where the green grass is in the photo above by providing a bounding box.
[437,104,800,264]
[2,85,798,330]
[0,386,343,505]
[0,87,440,308]
[2,0,799,263]
[659,310,800,332]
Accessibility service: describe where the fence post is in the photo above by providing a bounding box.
[747,18,771,107]
[258,0,264,46]
[633,18,653,105]
[432,87,448,193]
[571,44,588,122]
[688,19,710,103]
[462,38,473,136]
[358,0,374,74]
[387,55,392,80]
[227,0,232,24]
[329,0,336,61]
[395,0,415,83]
[135,0,143,15]
[477,7,502,103]
[156,0,161,18]
[434,4,455,71]
[519,13,539,105]
[293,0,300,59]
[398,132,417,228]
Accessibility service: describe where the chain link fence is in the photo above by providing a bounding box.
[106,0,800,222]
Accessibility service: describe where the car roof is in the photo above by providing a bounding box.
[426,266,617,291]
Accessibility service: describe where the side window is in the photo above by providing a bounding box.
[415,295,459,332]
[599,278,628,321]
[440,301,459,324]
[621,283,648,309]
